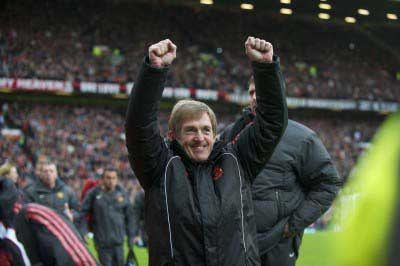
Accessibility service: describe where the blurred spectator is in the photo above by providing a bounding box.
[0,102,384,204]
[23,160,80,222]
[80,168,134,266]
[0,162,18,184]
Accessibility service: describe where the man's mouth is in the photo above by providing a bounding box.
[190,144,207,152]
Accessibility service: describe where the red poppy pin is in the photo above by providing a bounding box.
[212,166,224,181]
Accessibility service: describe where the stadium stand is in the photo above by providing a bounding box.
[0,102,383,200]
[0,1,399,101]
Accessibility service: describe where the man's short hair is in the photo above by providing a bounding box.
[35,155,49,166]
[102,167,118,178]
[0,163,14,176]
[41,160,57,169]
[35,155,55,167]
[168,100,217,137]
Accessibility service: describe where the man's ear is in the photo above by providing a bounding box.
[167,130,175,141]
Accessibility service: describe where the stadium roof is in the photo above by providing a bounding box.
[169,0,400,25]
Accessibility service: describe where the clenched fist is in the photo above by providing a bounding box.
[245,37,273,63]
[149,39,177,68]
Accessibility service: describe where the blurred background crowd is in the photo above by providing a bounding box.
[0,103,382,203]
[0,0,396,231]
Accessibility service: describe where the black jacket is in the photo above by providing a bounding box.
[80,185,134,248]
[220,114,342,255]
[0,178,30,265]
[15,203,98,266]
[125,56,287,266]
[24,178,79,219]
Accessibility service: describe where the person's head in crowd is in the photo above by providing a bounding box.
[0,163,19,184]
[0,177,20,228]
[80,178,99,201]
[167,99,217,162]
[101,167,118,192]
[94,165,104,179]
[40,161,58,189]
[34,155,48,179]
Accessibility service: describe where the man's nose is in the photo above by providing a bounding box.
[194,131,205,141]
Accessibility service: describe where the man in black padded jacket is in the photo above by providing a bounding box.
[220,77,342,266]
[125,37,288,266]
[0,177,98,266]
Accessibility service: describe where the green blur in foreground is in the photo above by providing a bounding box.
[297,231,336,266]
[87,232,335,266]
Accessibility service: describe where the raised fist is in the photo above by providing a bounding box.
[245,36,273,63]
[148,39,177,68]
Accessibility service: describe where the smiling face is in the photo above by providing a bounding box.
[168,100,218,162]
[174,112,215,162]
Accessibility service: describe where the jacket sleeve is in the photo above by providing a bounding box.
[131,191,144,237]
[15,208,41,265]
[124,193,135,243]
[125,57,170,190]
[68,190,80,212]
[22,186,35,203]
[288,132,342,234]
[79,188,96,234]
[65,187,80,220]
[232,56,288,181]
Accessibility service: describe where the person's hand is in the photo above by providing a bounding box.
[127,237,134,249]
[283,223,295,238]
[63,203,74,222]
[149,39,177,68]
[245,36,273,63]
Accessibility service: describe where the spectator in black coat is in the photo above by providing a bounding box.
[24,161,79,222]
[0,177,31,266]
[0,177,98,266]
[220,77,342,266]
[80,168,134,266]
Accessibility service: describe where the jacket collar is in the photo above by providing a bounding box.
[35,178,63,192]
[241,107,255,124]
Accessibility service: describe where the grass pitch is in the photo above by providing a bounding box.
[88,231,335,266]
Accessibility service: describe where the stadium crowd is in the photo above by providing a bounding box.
[0,1,399,101]
[0,1,396,265]
[0,102,382,201]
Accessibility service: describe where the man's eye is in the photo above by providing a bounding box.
[185,128,196,133]
[203,128,211,134]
